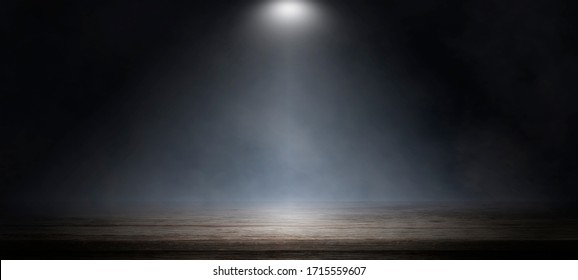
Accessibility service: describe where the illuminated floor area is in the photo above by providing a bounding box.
[2,203,578,259]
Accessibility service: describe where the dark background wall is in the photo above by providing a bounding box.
[2,0,577,213]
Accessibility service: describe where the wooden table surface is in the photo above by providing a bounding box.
[2,203,578,259]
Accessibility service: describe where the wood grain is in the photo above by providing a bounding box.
[2,203,578,259]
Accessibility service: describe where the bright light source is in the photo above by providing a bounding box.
[246,0,329,43]
[259,0,320,33]
[270,1,311,22]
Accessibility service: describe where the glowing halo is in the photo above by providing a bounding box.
[269,0,312,23]
[256,0,324,35]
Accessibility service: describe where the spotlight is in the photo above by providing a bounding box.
[261,0,319,32]
[269,0,311,23]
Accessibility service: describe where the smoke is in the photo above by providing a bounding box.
[4,0,576,214]
[19,1,456,210]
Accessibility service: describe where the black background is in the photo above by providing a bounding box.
[2,0,578,213]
